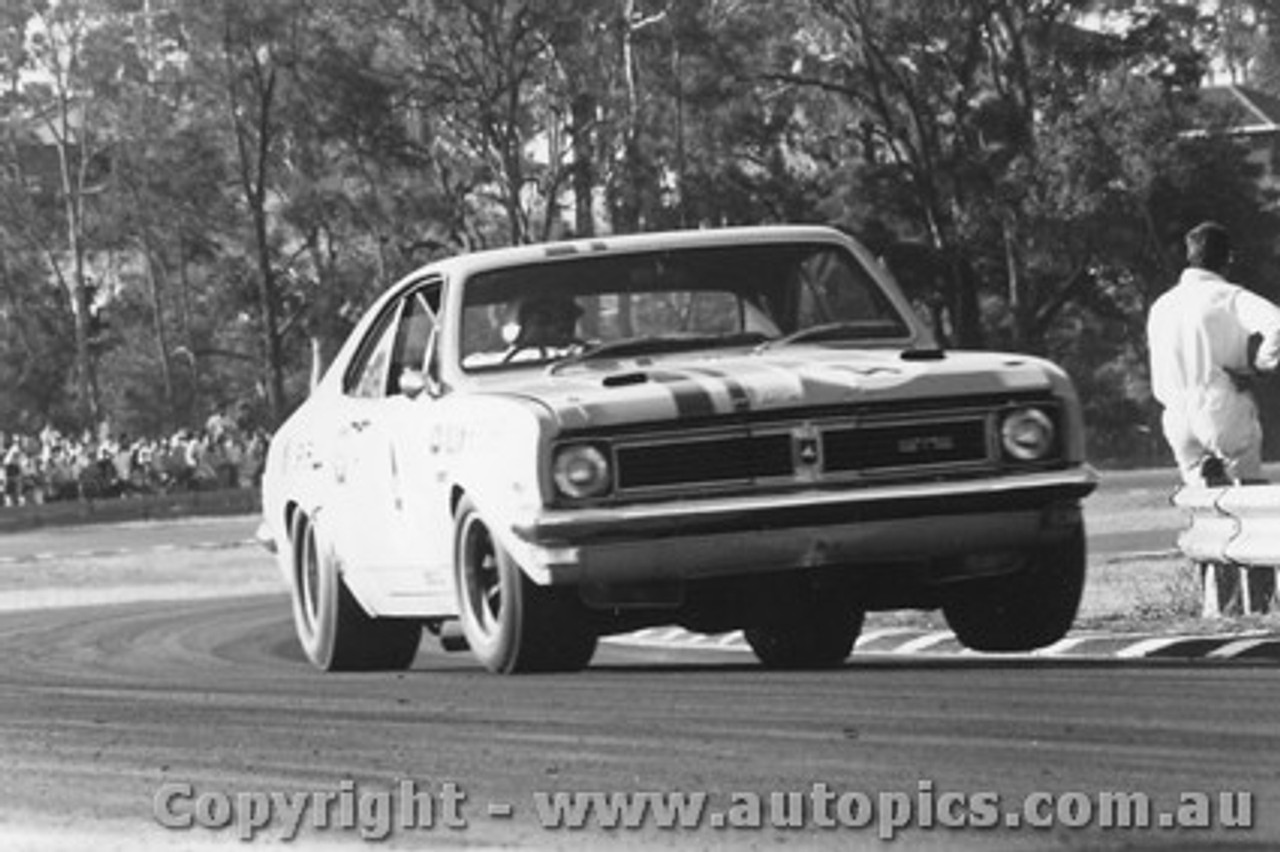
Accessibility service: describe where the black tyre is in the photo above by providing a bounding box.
[454,497,597,674]
[942,526,1086,652]
[288,510,421,671]
[745,606,865,669]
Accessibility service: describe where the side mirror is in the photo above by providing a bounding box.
[398,368,428,398]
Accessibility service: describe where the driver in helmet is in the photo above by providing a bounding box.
[503,294,584,361]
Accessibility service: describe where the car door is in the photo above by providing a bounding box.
[329,296,402,606]
[330,283,453,617]
[378,284,457,613]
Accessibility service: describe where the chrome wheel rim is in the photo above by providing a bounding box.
[297,520,321,633]
[461,516,503,636]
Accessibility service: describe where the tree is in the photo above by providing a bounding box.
[87,0,228,432]
[0,243,75,432]
[374,0,561,247]
[0,0,1276,469]
[14,0,121,425]
[174,0,315,427]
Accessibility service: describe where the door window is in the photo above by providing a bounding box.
[388,290,437,395]
[344,283,440,399]
[345,312,399,399]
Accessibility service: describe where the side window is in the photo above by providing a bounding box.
[388,290,437,395]
[345,311,400,399]
[342,282,441,399]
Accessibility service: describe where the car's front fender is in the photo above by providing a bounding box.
[434,394,557,569]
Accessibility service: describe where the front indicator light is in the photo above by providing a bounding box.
[553,444,612,499]
[1001,408,1055,461]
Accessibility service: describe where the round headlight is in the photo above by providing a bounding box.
[1001,407,1055,461]
[553,444,612,499]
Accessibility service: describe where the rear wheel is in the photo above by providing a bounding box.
[942,526,1086,652]
[288,510,421,671]
[454,497,596,673]
[745,605,865,669]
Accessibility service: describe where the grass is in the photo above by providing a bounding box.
[1083,552,1280,635]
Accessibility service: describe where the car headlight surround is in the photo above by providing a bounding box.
[552,443,612,500]
[1000,407,1056,462]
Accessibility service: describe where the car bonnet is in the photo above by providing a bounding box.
[496,347,1056,431]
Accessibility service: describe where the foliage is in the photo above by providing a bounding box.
[0,0,1278,467]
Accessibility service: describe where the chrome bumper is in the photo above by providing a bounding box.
[507,467,1096,585]
[255,519,278,554]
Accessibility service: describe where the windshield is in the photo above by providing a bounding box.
[458,242,912,372]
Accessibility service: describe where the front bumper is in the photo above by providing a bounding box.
[506,467,1097,585]
[255,519,278,554]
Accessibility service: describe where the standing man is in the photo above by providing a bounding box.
[1148,221,1280,486]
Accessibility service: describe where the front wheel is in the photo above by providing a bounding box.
[454,497,596,674]
[942,526,1086,652]
[288,509,421,671]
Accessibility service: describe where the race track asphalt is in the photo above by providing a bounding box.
[0,593,1277,850]
[1,475,1278,850]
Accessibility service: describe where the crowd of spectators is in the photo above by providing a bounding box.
[0,415,268,507]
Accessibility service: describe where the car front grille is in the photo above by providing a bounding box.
[822,418,990,472]
[615,433,794,490]
[601,405,1040,498]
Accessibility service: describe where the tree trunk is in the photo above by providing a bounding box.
[52,96,99,427]
[176,233,201,419]
[250,199,287,425]
[142,234,176,427]
[571,93,595,238]
[223,15,287,427]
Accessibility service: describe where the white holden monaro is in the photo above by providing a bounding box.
[259,225,1097,674]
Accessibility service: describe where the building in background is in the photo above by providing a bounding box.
[1194,85,1280,194]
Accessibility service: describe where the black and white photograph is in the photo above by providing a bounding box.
[0,0,1277,849]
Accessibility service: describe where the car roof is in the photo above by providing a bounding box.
[408,224,853,282]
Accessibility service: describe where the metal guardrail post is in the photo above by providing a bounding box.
[0,488,260,533]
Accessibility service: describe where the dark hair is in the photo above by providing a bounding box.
[1185,221,1231,273]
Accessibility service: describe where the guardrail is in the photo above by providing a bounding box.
[1173,485,1280,616]
[0,488,260,534]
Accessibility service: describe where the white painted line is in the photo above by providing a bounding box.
[715,632,745,647]
[891,630,956,654]
[656,627,686,643]
[1032,635,1094,656]
[1114,636,1193,658]
[686,633,720,645]
[604,625,1280,659]
[1208,637,1276,658]
[854,627,923,647]
[604,628,748,652]
[603,632,663,648]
